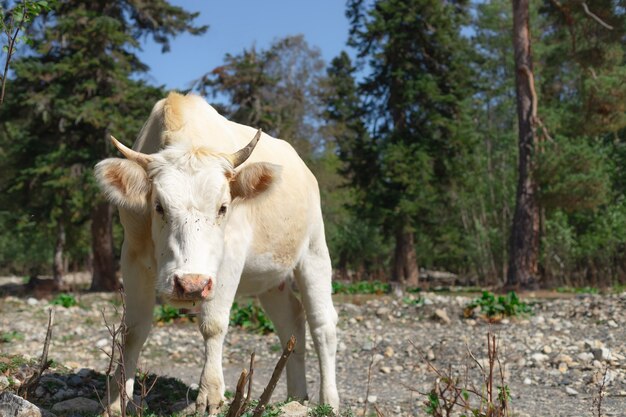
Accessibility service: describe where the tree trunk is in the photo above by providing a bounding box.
[52,221,65,288]
[90,201,119,291]
[507,0,540,289]
[391,224,419,287]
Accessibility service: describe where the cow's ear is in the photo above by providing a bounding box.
[230,162,281,200]
[95,158,151,211]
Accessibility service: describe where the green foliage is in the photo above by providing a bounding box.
[555,286,599,294]
[309,403,335,417]
[332,280,390,295]
[50,293,78,308]
[154,304,184,323]
[230,302,275,334]
[0,330,24,343]
[465,291,531,318]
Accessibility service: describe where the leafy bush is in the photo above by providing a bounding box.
[154,304,184,323]
[332,280,390,295]
[309,403,335,417]
[230,302,275,334]
[50,293,78,308]
[465,291,531,318]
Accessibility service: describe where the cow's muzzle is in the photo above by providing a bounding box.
[173,273,213,300]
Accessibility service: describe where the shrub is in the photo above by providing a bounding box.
[465,291,531,318]
[50,293,78,308]
[0,330,24,343]
[154,304,184,323]
[230,302,275,334]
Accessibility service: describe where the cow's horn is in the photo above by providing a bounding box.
[110,135,153,168]
[227,128,262,168]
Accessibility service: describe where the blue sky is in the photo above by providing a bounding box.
[138,1,351,90]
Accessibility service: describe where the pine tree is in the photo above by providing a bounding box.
[0,0,206,289]
[345,0,474,286]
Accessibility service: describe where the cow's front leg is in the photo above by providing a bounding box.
[195,295,234,415]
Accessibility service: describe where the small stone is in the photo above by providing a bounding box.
[543,345,553,354]
[592,347,612,361]
[189,383,199,391]
[523,377,532,385]
[607,319,618,328]
[376,307,391,317]
[67,375,82,387]
[280,401,308,417]
[577,352,594,362]
[34,386,46,398]
[51,397,100,414]
[361,341,374,351]
[531,353,550,364]
[393,365,404,372]
[0,375,9,390]
[372,354,384,365]
[357,397,364,404]
[95,338,110,348]
[383,346,394,357]
[433,308,451,324]
[565,387,578,396]
[554,354,573,365]
[26,297,38,306]
[380,366,391,374]
[338,342,347,352]
[427,349,436,361]
[558,362,568,373]
[367,395,377,403]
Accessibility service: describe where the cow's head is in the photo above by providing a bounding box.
[95,129,279,304]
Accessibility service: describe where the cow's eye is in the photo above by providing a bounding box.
[218,204,228,216]
[155,202,164,215]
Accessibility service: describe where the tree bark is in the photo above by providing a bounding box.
[507,0,540,289]
[391,224,419,287]
[90,201,119,291]
[52,221,65,288]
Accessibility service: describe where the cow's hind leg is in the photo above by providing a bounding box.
[259,282,308,401]
[294,240,339,410]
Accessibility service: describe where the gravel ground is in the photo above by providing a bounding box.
[1,280,626,416]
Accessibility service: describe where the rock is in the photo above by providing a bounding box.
[376,307,391,317]
[0,392,56,417]
[531,353,550,364]
[592,347,612,361]
[607,319,618,328]
[0,375,9,390]
[565,387,578,396]
[34,387,46,398]
[433,309,451,324]
[280,401,308,417]
[554,353,573,365]
[577,352,594,362]
[95,338,110,348]
[543,345,553,354]
[380,366,391,374]
[372,354,384,366]
[427,349,436,361]
[361,341,374,351]
[523,377,532,385]
[66,375,82,387]
[393,365,404,372]
[367,395,377,403]
[383,346,394,357]
[558,362,568,373]
[51,397,100,415]
[26,298,38,306]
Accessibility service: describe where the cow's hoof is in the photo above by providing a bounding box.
[194,396,223,416]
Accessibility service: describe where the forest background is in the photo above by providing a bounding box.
[1,0,625,291]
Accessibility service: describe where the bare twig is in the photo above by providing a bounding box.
[20,307,54,399]
[363,348,376,417]
[241,351,256,412]
[592,366,609,417]
[225,369,249,417]
[1,0,27,105]
[582,3,613,30]
[251,335,296,417]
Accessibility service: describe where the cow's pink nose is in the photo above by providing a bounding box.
[173,274,213,299]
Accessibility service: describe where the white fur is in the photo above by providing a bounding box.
[96,92,339,414]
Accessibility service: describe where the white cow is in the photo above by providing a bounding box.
[95,92,338,414]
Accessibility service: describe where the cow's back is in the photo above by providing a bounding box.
[132,93,321,284]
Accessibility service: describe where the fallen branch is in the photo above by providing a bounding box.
[20,307,54,399]
[251,335,296,417]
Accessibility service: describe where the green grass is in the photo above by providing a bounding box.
[556,286,599,294]
[0,330,24,343]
